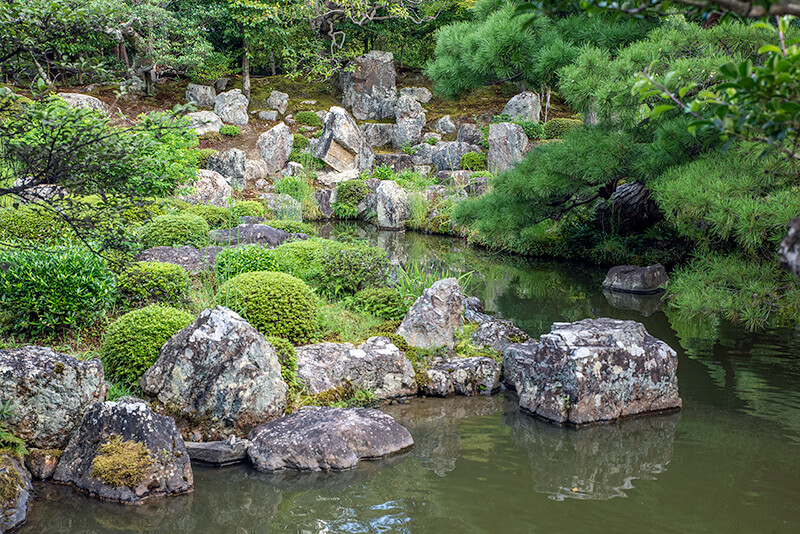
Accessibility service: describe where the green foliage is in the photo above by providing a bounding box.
[460,151,487,171]
[332,179,370,219]
[230,200,266,219]
[101,305,194,389]
[214,244,276,281]
[266,219,316,235]
[288,151,324,170]
[316,244,391,297]
[183,204,231,229]
[196,148,218,168]
[138,214,210,248]
[117,262,189,305]
[425,137,438,145]
[294,111,322,127]
[274,174,319,220]
[544,118,582,139]
[264,336,298,387]
[0,204,72,245]
[372,165,394,180]
[298,381,377,409]
[293,133,310,150]
[0,245,116,333]
[219,125,241,137]
[0,400,28,457]
[347,287,410,320]
[216,271,317,344]
[394,263,475,301]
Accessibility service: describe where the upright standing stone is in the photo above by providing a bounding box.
[376,180,411,230]
[339,51,398,120]
[393,95,426,149]
[487,122,529,174]
[207,148,247,191]
[257,122,294,175]
[267,91,289,115]
[396,278,465,349]
[315,107,375,173]
[502,91,541,123]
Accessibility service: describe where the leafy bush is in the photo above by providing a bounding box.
[215,244,276,281]
[293,133,310,151]
[269,238,342,282]
[264,335,298,386]
[117,262,189,304]
[544,118,582,139]
[230,200,266,219]
[372,165,394,180]
[183,204,231,228]
[101,305,194,389]
[216,271,317,344]
[0,246,116,333]
[460,151,487,171]
[516,120,545,140]
[316,243,391,297]
[349,287,409,320]
[197,148,218,167]
[275,175,313,203]
[288,151,324,170]
[0,205,72,245]
[267,219,316,235]
[333,180,370,219]
[294,111,322,127]
[138,214,210,248]
[425,137,438,145]
[219,125,240,137]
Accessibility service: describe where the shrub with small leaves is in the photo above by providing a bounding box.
[197,148,218,167]
[516,120,545,140]
[0,205,72,245]
[350,287,409,319]
[372,165,394,180]
[294,111,322,127]
[425,137,438,145]
[264,335,298,386]
[544,118,582,139]
[216,271,317,344]
[460,151,487,171]
[117,261,189,304]
[267,219,316,235]
[230,200,266,219]
[214,244,276,281]
[317,243,390,297]
[138,214,210,248]
[293,133,310,151]
[288,151,324,170]
[219,125,240,137]
[183,205,231,229]
[333,180,370,219]
[101,305,194,389]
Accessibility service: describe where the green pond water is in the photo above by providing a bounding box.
[21,226,800,533]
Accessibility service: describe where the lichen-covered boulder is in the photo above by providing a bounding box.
[135,246,222,274]
[296,337,417,399]
[315,107,375,173]
[0,454,32,532]
[411,142,434,165]
[57,92,107,114]
[141,307,287,439]
[602,264,669,294]
[207,148,246,191]
[247,407,413,471]
[432,142,481,172]
[457,123,481,146]
[180,169,232,208]
[0,347,107,449]
[376,180,410,230]
[488,122,529,174]
[507,318,681,425]
[187,111,223,135]
[464,301,531,352]
[421,357,501,397]
[339,51,397,120]
[208,223,306,247]
[435,115,456,135]
[214,89,249,126]
[400,86,432,103]
[361,122,395,147]
[185,83,216,108]
[52,399,193,504]
[259,109,278,121]
[267,90,289,115]
[502,91,541,122]
[397,278,465,349]
[257,122,293,174]
[392,95,426,149]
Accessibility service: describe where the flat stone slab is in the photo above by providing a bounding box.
[185,437,249,466]
[247,407,414,471]
[135,246,223,273]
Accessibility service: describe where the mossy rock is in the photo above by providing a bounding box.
[90,435,152,489]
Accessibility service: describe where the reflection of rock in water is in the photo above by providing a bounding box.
[503,396,679,501]
[259,454,408,492]
[603,289,664,317]
[374,229,411,263]
[382,396,500,477]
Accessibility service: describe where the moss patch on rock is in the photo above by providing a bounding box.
[90,435,152,489]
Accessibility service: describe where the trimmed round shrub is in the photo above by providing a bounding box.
[266,219,316,235]
[264,335,298,386]
[138,214,210,248]
[0,245,116,332]
[0,205,72,245]
[332,180,369,219]
[197,148,218,167]
[293,133,310,150]
[351,287,409,319]
[460,151,487,171]
[230,200,266,219]
[294,111,322,128]
[117,261,189,304]
[317,243,390,297]
[216,271,317,344]
[184,204,231,228]
[101,305,194,388]
[219,125,241,137]
[270,238,342,281]
[214,244,276,281]
[544,118,583,139]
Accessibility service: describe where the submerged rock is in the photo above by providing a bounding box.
[141,307,287,439]
[208,223,307,246]
[421,357,501,397]
[0,346,107,449]
[0,454,33,532]
[247,407,413,471]
[52,399,193,504]
[296,337,417,399]
[602,289,665,317]
[506,318,681,425]
[397,278,465,349]
[602,264,668,294]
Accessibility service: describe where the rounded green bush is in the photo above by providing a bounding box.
[138,214,210,248]
[332,180,370,219]
[0,245,116,333]
[0,205,72,245]
[219,125,241,137]
[101,305,194,389]
[184,204,231,228]
[117,261,189,304]
[294,111,322,128]
[544,118,583,139]
[293,133,310,150]
[230,200,266,219]
[317,243,390,297]
[270,238,342,281]
[214,244,276,281]
[266,219,316,235]
[264,335,298,386]
[216,271,317,343]
[460,151,487,171]
[351,287,409,320]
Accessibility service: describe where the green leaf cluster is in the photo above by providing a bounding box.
[137,214,210,248]
[117,261,189,305]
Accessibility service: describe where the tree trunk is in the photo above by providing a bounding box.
[120,42,130,72]
[144,69,155,96]
[242,38,251,99]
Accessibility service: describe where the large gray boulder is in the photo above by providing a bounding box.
[502,91,541,123]
[410,142,434,165]
[457,123,482,146]
[506,318,682,425]
[257,122,294,175]
[780,215,800,277]
[435,115,456,135]
[245,159,270,181]
[52,399,194,504]
[0,454,32,532]
[339,51,398,120]
[464,299,531,352]
[374,153,414,174]
[185,83,216,108]
[315,107,375,173]
[376,180,410,230]
[267,90,289,115]
[488,122,529,174]
[57,92,107,114]
[431,142,482,172]
[184,436,248,466]
[393,95,426,149]
[399,86,432,103]
[397,278,465,349]
[180,169,232,208]
[361,122,395,147]
[315,188,336,219]
[214,89,249,126]
[141,307,287,439]
[208,223,307,246]
[602,264,669,294]
[0,347,107,449]
[247,407,413,471]
[421,357,501,397]
[187,111,222,135]
[207,148,247,191]
[296,337,417,399]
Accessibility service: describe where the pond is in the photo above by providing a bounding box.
[20,225,800,533]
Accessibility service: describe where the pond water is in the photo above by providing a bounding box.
[21,226,800,533]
